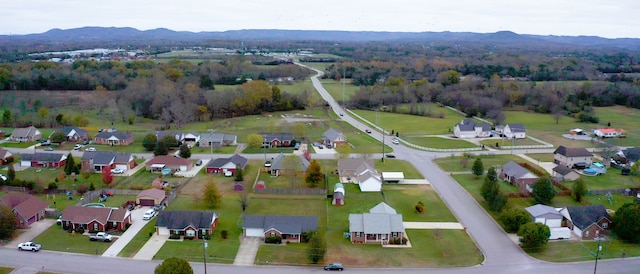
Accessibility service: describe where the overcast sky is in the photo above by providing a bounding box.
[2,0,639,38]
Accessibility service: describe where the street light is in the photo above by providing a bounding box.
[203,239,208,274]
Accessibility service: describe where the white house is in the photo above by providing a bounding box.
[503,124,526,139]
[453,119,491,138]
[356,168,381,192]
[593,128,623,138]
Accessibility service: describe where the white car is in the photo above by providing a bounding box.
[392,139,399,145]
[0,174,7,181]
[85,147,96,152]
[111,168,124,174]
[73,144,83,150]
[142,209,157,220]
[18,242,41,252]
[224,171,233,177]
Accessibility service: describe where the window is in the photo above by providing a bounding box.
[93,223,98,230]
[602,222,608,228]
[585,231,589,237]
[356,232,361,237]
[186,230,195,237]
[392,232,398,238]
[270,232,275,237]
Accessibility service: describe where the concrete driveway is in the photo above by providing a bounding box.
[102,207,150,257]
[233,237,261,266]
[174,159,209,177]
[6,219,56,248]
[133,234,168,260]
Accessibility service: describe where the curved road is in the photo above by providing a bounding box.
[2,66,639,273]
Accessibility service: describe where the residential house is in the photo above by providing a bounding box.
[146,155,194,173]
[268,153,310,176]
[136,188,166,206]
[20,152,67,168]
[616,147,640,164]
[322,128,347,147]
[0,192,48,228]
[526,204,571,240]
[0,148,14,165]
[50,127,89,142]
[93,132,134,146]
[560,205,612,240]
[199,132,237,148]
[349,202,405,244]
[155,131,201,145]
[503,124,526,139]
[242,215,318,243]
[60,206,131,231]
[453,119,491,138]
[205,154,248,174]
[500,161,539,193]
[552,165,580,182]
[332,183,345,206]
[11,126,41,142]
[261,133,294,148]
[337,158,375,179]
[155,210,218,238]
[594,128,624,138]
[553,146,593,168]
[81,151,134,172]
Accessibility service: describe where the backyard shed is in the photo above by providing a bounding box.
[332,183,345,206]
[234,182,244,191]
[255,181,265,189]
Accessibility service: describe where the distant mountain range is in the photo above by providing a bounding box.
[1,27,639,49]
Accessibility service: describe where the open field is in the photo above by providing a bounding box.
[320,79,360,104]
[405,136,479,149]
[564,170,638,190]
[351,106,465,136]
[434,154,533,173]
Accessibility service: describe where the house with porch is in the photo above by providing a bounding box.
[322,128,347,147]
[60,206,131,232]
[261,133,294,148]
[453,119,491,138]
[81,151,134,172]
[268,153,310,176]
[560,205,612,240]
[20,152,67,168]
[50,127,89,142]
[500,161,539,193]
[11,126,41,142]
[205,154,248,174]
[155,210,218,239]
[0,193,49,228]
[242,215,318,243]
[93,132,134,146]
[553,146,593,168]
[349,202,405,244]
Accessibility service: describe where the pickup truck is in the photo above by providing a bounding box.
[18,242,41,252]
[89,232,113,242]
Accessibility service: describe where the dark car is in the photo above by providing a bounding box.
[573,162,588,170]
[365,129,372,133]
[324,262,344,271]
[385,154,396,158]
[195,159,203,166]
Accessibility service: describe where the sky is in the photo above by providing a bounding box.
[2,0,639,38]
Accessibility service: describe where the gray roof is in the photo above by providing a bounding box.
[502,161,537,179]
[82,151,132,165]
[12,126,40,138]
[323,128,344,141]
[206,154,248,169]
[261,133,294,142]
[338,158,375,171]
[525,204,562,219]
[94,132,133,140]
[20,152,65,163]
[565,205,611,230]
[270,153,309,172]
[553,146,592,157]
[155,131,181,141]
[552,165,574,176]
[55,127,88,137]
[243,215,318,234]
[507,124,526,132]
[200,132,236,142]
[155,210,217,230]
[369,202,397,214]
[620,147,640,162]
[455,119,491,132]
[349,213,404,234]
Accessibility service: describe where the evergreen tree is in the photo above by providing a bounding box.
[154,140,169,156]
[178,144,191,158]
[572,178,588,203]
[532,177,556,205]
[154,257,193,274]
[64,153,75,175]
[518,222,550,251]
[307,232,326,264]
[472,157,484,177]
[7,165,15,184]
[234,165,244,182]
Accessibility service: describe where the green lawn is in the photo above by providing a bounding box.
[375,159,423,179]
[94,194,136,208]
[434,154,530,172]
[566,170,638,190]
[525,153,555,163]
[32,225,115,255]
[320,79,360,105]
[351,106,465,136]
[0,141,38,148]
[0,267,14,274]
[528,238,640,262]
[404,136,479,149]
[383,185,457,222]
[118,220,159,258]
[480,137,544,148]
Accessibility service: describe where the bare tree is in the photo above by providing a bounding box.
[238,191,250,213]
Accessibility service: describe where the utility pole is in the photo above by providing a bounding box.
[203,240,208,274]
[593,238,602,274]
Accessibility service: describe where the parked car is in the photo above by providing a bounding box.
[142,209,157,221]
[294,143,300,150]
[573,162,588,170]
[385,154,396,158]
[324,262,344,271]
[264,161,272,167]
[224,170,233,177]
[85,147,96,152]
[73,144,83,150]
[44,147,54,151]
[18,242,41,252]
[82,140,91,145]
[195,159,203,166]
[0,174,8,181]
[40,139,51,146]
[89,232,113,242]
[326,144,332,149]
[365,129,372,133]
[318,145,324,149]
[111,168,124,174]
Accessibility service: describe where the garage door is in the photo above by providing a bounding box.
[139,199,155,206]
[115,164,128,171]
[245,228,264,237]
[157,227,170,236]
[21,160,31,167]
[179,165,187,171]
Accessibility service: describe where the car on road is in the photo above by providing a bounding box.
[324,262,344,271]
[392,139,399,145]
[365,129,372,133]
[85,147,96,152]
[385,154,396,158]
[44,147,54,151]
[339,113,344,116]
[142,209,157,221]
[73,144,83,150]
[111,168,124,174]
[18,242,41,252]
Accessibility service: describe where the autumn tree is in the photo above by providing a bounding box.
[247,134,263,148]
[0,205,17,240]
[436,70,461,86]
[305,160,323,187]
[202,181,222,209]
[142,134,158,151]
[178,144,191,159]
[102,165,113,185]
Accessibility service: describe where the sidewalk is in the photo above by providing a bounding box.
[133,234,169,260]
[102,207,148,257]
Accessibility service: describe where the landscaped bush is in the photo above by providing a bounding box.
[265,236,282,244]
[75,227,85,234]
[203,234,211,240]
[220,230,228,239]
[169,234,181,240]
[47,182,58,190]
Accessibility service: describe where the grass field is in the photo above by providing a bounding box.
[434,154,532,172]
[0,267,13,274]
[564,170,638,190]
[351,106,465,136]
[375,159,423,179]
[32,225,115,255]
[405,136,479,149]
[320,79,360,105]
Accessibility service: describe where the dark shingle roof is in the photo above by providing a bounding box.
[155,210,217,230]
[554,146,592,157]
[566,205,611,230]
[94,132,133,140]
[56,126,88,137]
[207,154,248,169]
[243,215,318,234]
[270,153,309,171]
[82,151,132,165]
[507,124,526,132]
[502,161,537,179]
[20,153,65,163]
[323,128,343,141]
[261,133,294,142]
[552,165,574,176]
[621,147,640,162]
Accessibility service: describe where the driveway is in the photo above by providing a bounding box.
[102,207,150,257]
[132,234,168,260]
[6,219,56,247]
[233,237,261,266]
[174,159,209,177]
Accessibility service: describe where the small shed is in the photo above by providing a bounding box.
[255,181,266,189]
[381,172,404,183]
[234,182,244,191]
[136,188,166,206]
[332,183,345,206]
